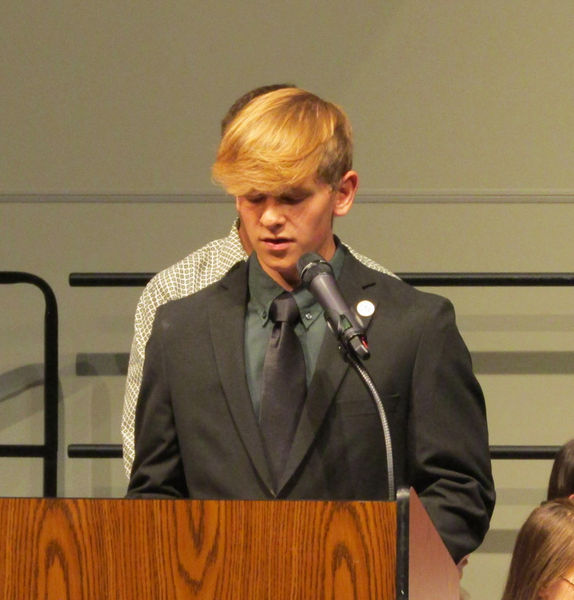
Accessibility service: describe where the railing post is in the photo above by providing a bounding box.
[0,272,59,497]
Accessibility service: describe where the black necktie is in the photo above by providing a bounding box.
[259,292,307,486]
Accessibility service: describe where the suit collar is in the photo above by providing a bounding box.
[208,262,275,494]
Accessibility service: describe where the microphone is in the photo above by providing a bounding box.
[298,252,395,499]
[297,253,370,360]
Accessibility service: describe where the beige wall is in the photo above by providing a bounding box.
[2,2,574,599]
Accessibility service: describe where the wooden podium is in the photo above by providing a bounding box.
[0,489,459,599]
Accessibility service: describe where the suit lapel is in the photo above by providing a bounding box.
[208,263,275,494]
[277,253,380,492]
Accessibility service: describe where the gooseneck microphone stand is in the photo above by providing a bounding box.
[336,336,396,502]
[297,253,395,501]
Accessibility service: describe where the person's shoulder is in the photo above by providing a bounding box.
[343,242,398,280]
[156,259,246,319]
[342,247,452,314]
[142,223,248,305]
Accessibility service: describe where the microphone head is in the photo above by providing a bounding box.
[297,253,333,285]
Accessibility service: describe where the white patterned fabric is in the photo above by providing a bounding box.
[121,220,397,477]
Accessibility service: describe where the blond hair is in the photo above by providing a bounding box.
[501,498,574,600]
[212,87,353,197]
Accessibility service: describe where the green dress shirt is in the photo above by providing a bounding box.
[245,246,345,419]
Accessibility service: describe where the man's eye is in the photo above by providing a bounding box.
[245,195,265,204]
[281,195,305,205]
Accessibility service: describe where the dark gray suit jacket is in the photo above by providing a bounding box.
[128,249,495,562]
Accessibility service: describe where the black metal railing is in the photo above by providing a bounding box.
[68,271,574,461]
[70,272,574,288]
[67,443,561,460]
[1,272,59,497]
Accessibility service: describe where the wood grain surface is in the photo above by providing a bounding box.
[0,498,397,600]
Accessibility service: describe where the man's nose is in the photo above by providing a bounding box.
[259,198,285,228]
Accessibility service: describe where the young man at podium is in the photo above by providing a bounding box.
[127,87,495,565]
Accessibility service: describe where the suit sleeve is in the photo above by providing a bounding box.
[408,297,495,563]
[126,309,189,498]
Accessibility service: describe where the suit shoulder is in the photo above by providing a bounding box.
[347,255,454,315]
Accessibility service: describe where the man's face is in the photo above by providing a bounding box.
[236,175,355,290]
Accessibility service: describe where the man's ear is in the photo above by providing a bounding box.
[333,170,358,217]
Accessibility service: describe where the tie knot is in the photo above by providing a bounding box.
[270,292,299,325]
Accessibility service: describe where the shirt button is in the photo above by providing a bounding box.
[261,310,267,319]
[304,312,313,320]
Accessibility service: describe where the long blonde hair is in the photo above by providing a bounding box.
[501,498,574,600]
[212,87,353,197]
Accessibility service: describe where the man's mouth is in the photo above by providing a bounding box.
[261,237,293,250]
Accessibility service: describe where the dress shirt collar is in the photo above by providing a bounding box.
[247,242,345,331]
